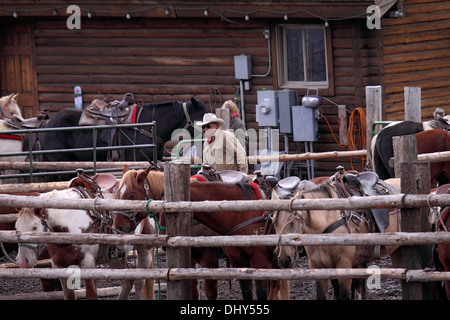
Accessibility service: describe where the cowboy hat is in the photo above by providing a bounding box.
[195,113,225,127]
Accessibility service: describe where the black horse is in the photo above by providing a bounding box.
[40,97,208,179]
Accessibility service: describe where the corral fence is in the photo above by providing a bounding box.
[0,135,449,300]
[0,121,158,182]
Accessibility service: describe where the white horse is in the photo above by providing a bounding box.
[15,188,156,300]
[0,93,26,162]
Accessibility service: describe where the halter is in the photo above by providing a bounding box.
[0,105,10,119]
[182,101,203,135]
[17,211,50,261]
[114,179,153,233]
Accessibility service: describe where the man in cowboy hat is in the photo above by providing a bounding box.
[196,113,248,173]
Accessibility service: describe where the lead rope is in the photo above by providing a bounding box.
[145,198,165,300]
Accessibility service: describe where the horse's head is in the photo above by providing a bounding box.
[271,190,304,268]
[112,165,163,233]
[183,97,208,136]
[0,93,23,120]
[15,207,45,268]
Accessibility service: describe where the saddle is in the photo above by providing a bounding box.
[78,93,136,126]
[330,166,396,233]
[4,110,49,129]
[193,165,251,184]
[67,168,118,199]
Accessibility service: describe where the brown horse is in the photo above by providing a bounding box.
[416,129,450,187]
[272,182,401,300]
[112,166,289,300]
[113,166,219,300]
[431,184,450,299]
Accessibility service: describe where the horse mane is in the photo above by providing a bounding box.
[145,170,165,199]
[301,181,336,199]
[119,169,164,200]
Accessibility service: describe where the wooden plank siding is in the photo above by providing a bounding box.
[33,18,272,115]
[382,0,450,120]
[30,16,383,176]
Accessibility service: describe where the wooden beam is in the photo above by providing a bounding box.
[163,161,191,300]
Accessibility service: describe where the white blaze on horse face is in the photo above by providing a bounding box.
[15,208,43,268]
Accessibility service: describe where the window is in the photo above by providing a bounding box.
[277,24,330,89]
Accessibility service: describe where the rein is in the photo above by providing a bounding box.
[0,105,10,119]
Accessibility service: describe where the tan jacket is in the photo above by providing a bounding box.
[202,129,248,173]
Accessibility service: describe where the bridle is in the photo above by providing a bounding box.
[114,179,153,233]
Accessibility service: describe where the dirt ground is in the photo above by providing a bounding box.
[0,250,402,300]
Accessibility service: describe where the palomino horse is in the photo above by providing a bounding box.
[15,188,155,300]
[112,166,289,300]
[272,182,401,300]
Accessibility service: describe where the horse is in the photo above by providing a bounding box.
[15,188,155,300]
[112,166,289,300]
[429,184,450,299]
[0,93,25,164]
[0,93,23,120]
[272,182,401,300]
[372,114,450,180]
[39,96,207,180]
[415,129,450,187]
[113,166,223,300]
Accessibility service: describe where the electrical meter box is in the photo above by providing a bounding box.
[278,90,298,134]
[292,105,319,142]
[234,55,252,80]
[256,90,279,127]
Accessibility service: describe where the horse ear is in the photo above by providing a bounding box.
[144,166,151,175]
[190,97,198,109]
[123,164,130,174]
[137,170,148,184]
[12,93,19,100]
[271,189,279,200]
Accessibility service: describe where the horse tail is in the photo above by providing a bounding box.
[143,248,156,300]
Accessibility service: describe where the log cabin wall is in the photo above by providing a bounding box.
[31,17,381,176]
[382,0,450,120]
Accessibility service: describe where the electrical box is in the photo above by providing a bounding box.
[292,105,319,142]
[278,90,298,134]
[234,54,252,80]
[256,90,279,127]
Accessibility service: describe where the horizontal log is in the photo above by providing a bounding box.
[0,161,151,171]
[0,193,449,213]
[1,231,450,247]
[388,150,450,168]
[0,267,448,282]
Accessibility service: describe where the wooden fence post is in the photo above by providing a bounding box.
[365,85,382,164]
[404,87,421,122]
[164,161,191,300]
[394,135,434,300]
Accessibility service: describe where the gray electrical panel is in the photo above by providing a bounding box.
[278,90,298,134]
[256,90,279,127]
[234,54,252,80]
[292,105,319,142]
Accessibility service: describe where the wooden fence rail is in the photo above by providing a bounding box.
[0,267,449,282]
[0,193,449,213]
[1,230,450,247]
